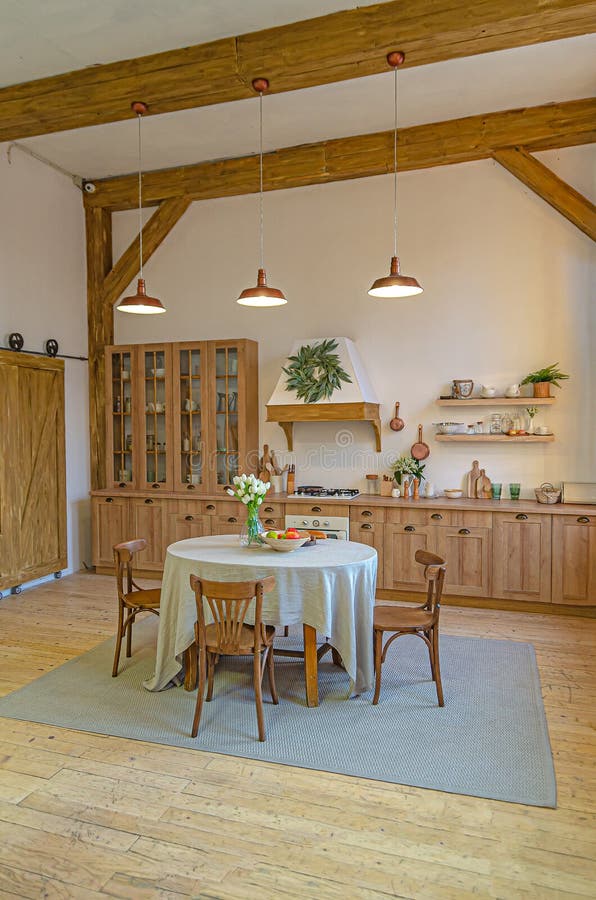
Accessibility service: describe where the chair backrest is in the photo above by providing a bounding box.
[189,575,276,654]
[415,549,446,616]
[113,539,147,599]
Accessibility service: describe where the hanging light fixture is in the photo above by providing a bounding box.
[117,101,166,315]
[368,52,422,299]
[237,78,287,307]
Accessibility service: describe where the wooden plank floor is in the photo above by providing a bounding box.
[0,572,594,899]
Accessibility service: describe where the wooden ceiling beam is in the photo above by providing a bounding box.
[493,146,596,241]
[84,98,596,211]
[1,0,595,141]
[103,197,192,307]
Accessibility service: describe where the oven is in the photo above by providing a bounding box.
[284,513,349,540]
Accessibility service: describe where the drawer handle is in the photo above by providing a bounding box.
[311,506,322,513]
[118,482,127,488]
[105,497,113,503]
[152,483,160,489]
[264,506,274,513]
[459,528,470,535]
[228,516,237,523]
[185,515,194,521]
[516,513,528,521]
[265,518,275,526]
[431,513,443,520]
[578,516,590,524]
[361,523,372,530]
[362,510,373,517]
[405,525,415,533]
[206,504,215,510]
[186,484,196,490]
[144,498,153,505]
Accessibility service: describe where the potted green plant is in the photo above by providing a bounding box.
[391,454,425,486]
[521,363,569,398]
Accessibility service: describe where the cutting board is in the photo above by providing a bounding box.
[466,460,481,499]
[478,469,492,499]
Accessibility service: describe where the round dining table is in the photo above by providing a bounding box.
[143,534,378,705]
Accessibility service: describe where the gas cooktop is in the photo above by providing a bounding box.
[289,486,360,499]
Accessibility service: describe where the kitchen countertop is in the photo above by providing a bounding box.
[90,488,595,516]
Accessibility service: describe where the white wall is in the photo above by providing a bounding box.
[0,147,89,577]
[114,148,595,498]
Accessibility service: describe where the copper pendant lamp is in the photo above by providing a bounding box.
[368,52,422,299]
[117,101,166,315]
[237,78,287,308]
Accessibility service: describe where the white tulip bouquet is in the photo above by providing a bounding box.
[227,474,270,545]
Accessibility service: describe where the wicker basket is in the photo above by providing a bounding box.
[535,482,561,504]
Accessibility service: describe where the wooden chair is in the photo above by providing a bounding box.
[112,539,161,677]
[189,575,278,742]
[373,549,446,706]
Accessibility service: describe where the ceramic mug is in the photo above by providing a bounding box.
[391,487,401,498]
[452,379,474,399]
[505,384,521,397]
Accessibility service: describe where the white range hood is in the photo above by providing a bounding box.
[266,337,381,451]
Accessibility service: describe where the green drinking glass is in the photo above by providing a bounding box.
[491,483,502,500]
[509,483,521,500]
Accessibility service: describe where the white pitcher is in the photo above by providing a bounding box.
[505,383,521,397]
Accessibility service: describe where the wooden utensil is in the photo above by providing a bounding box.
[477,469,492,499]
[466,460,481,499]
[389,402,405,431]
[411,425,430,460]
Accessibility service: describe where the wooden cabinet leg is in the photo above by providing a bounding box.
[303,624,319,707]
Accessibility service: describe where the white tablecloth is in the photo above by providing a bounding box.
[143,535,378,694]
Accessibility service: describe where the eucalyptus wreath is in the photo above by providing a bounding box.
[283,338,352,403]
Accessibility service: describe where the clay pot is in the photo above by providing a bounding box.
[533,382,551,398]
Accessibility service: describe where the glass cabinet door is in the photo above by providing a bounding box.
[214,345,240,489]
[174,344,207,492]
[140,346,173,490]
[107,348,135,488]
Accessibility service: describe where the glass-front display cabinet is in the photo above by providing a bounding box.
[104,340,258,493]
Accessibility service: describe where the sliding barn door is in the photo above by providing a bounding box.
[0,362,18,589]
[0,351,67,590]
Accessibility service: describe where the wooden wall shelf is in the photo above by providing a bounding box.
[435,433,554,443]
[436,397,555,406]
[266,402,381,452]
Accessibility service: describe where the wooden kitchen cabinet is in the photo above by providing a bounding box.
[492,512,551,602]
[351,520,384,588]
[104,340,258,495]
[91,496,130,568]
[129,498,168,571]
[435,525,491,597]
[166,510,210,545]
[552,514,596,605]
[384,524,434,591]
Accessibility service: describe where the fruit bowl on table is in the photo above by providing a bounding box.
[262,531,310,552]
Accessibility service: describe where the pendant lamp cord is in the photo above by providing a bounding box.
[137,111,143,279]
[393,64,398,258]
[258,90,264,270]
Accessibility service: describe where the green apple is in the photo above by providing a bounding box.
[265,531,278,539]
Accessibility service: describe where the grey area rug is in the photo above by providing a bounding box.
[0,618,556,807]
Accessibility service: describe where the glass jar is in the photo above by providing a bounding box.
[365,474,379,495]
[500,415,513,434]
[489,413,502,434]
[475,421,484,434]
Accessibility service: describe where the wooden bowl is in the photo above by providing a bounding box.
[262,535,309,552]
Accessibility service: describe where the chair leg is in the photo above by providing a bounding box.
[191,645,207,737]
[206,652,215,702]
[372,628,383,705]
[283,626,289,636]
[125,611,135,658]
[266,645,279,704]
[254,650,266,741]
[112,603,124,677]
[426,629,437,682]
[432,626,444,707]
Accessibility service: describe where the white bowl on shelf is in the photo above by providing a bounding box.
[434,422,464,435]
[261,535,309,552]
[443,489,463,499]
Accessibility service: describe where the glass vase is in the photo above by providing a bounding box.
[239,507,265,547]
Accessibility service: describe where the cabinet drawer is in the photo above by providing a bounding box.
[261,516,284,531]
[350,506,385,523]
[285,502,349,518]
[260,502,285,518]
[211,513,243,533]
[203,500,242,516]
[385,509,431,526]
